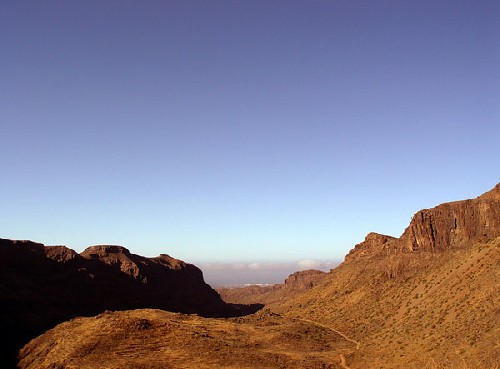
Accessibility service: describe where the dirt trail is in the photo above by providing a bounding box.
[284,316,361,369]
[296,317,361,350]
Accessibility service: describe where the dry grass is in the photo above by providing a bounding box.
[269,237,500,369]
[18,309,357,369]
[421,356,499,369]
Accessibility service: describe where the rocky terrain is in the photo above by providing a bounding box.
[272,184,500,368]
[8,182,500,368]
[347,183,500,258]
[0,241,260,368]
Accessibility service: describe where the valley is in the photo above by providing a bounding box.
[3,183,499,368]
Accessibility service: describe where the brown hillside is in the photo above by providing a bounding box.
[13,182,500,369]
[18,308,355,369]
[272,184,500,368]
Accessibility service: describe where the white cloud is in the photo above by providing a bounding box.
[201,261,294,271]
[297,259,321,269]
[248,262,262,270]
[199,259,339,272]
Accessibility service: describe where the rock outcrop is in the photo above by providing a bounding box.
[346,183,500,261]
[345,232,396,261]
[277,184,500,368]
[0,239,256,368]
[284,269,327,290]
[398,183,500,252]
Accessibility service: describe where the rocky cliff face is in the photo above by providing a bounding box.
[277,184,500,368]
[398,183,500,252]
[346,183,500,261]
[0,239,254,368]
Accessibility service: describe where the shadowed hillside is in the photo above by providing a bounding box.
[0,241,260,368]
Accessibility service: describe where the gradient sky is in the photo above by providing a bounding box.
[2,1,499,268]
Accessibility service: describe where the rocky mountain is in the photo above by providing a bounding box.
[272,183,500,368]
[0,240,259,368]
[347,183,500,260]
[11,182,500,369]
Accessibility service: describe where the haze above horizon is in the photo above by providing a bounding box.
[2,1,499,265]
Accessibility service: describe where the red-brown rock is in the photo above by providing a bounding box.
[345,183,500,261]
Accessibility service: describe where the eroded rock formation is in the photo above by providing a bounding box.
[346,183,500,261]
[399,183,500,252]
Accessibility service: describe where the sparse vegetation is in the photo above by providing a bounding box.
[13,184,500,369]
[267,235,500,368]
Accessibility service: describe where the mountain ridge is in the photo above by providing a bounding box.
[270,183,500,368]
[0,239,260,368]
[7,182,500,368]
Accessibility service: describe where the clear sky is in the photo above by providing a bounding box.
[2,1,499,269]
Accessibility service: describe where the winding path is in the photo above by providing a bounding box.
[284,315,361,369]
[296,317,361,350]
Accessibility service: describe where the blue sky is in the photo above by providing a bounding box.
[2,1,499,267]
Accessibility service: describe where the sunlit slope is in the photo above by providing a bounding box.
[273,237,498,368]
[19,309,355,369]
[273,184,500,368]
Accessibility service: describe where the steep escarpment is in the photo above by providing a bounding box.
[278,236,500,368]
[0,239,253,368]
[398,183,500,252]
[275,183,500,368]
[346,183,500,261]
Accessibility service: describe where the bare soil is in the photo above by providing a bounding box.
[19,309,356,369]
